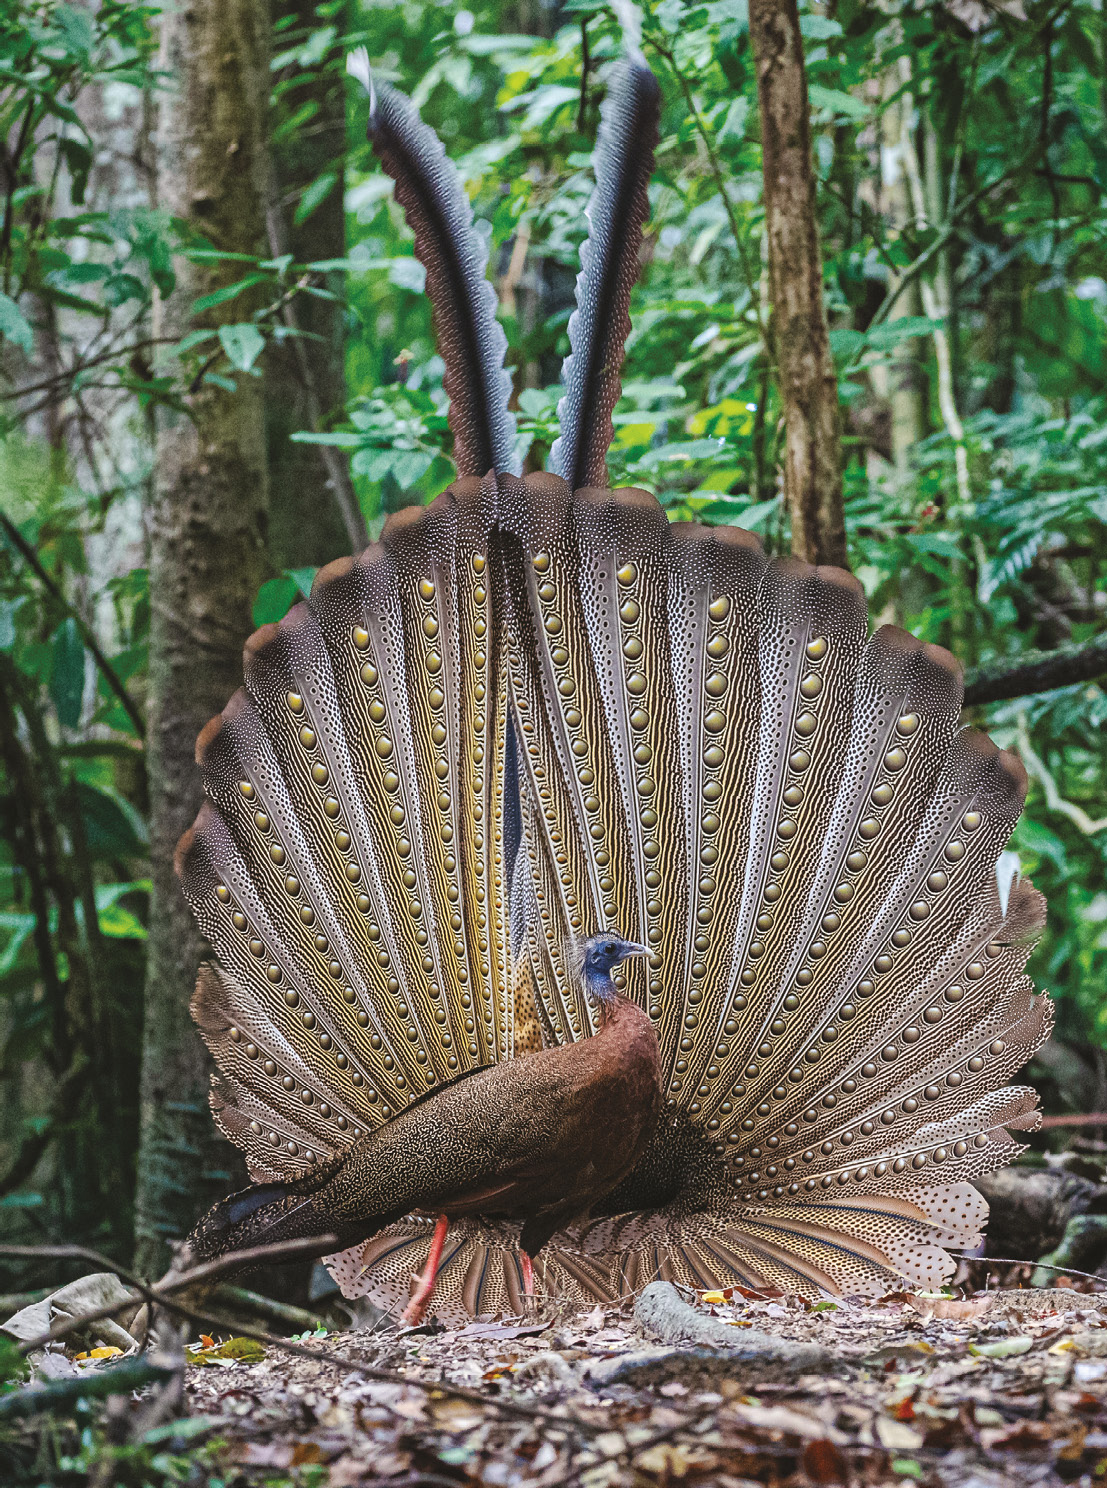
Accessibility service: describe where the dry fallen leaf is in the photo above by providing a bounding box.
[457,1320,548,1340]
[875,1416,924,1450]
[731,1402,848,1443]
[905,1292,994,1322]
[634,1442,719,1478]
[969,1337,1034,1359]
[803,1437,849,1484]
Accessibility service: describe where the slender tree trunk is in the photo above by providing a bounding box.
[266,0,363,567]
[875,87,926,479]
[748,0,846,568]
[135,0,271,1275]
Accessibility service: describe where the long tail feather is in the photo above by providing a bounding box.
[548,56,661,490]
[349,52,518,479]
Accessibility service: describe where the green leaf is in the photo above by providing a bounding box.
[387,258,426,293]
[289,430,362,448]
[0,1192,44,1209]
[0,913,35,977]
[95,881,150,940]
[218,322,265,372]
[388,449,434,488]
[0,293,33,353]
[808,85,868,121]
[50,618,85,728]
[800,14,842,38]
[252,576,299,627]
[190,274,264,315]
[287,567,317,598]
[0,1335,30,1389]
[52,3,95,59]
[186,1336,266,1366]
[77,782,148,858]
[718,97,749,142]
[294,171,338,225]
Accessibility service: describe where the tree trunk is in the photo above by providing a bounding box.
[876,88,926,479]
[748,0,846,568]
[134,0,271,1275]
[266,0,363,568]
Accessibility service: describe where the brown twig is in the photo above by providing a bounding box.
[963,633,1107,706]
[957,1253,1107,1287]
[264,209,368,552]
[0,1241,606,1436]
[647,38,769,353]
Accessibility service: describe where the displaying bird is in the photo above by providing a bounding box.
[173,47,1050,1325]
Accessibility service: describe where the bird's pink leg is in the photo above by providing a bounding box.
[402,1215,449,1326]
[521,1251,535,1312]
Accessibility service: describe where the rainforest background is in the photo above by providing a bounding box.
[0,0,1105,1296]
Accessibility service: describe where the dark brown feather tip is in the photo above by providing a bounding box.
[365,81,517,479]
[550,57,661,490]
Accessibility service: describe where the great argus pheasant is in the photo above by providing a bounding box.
[174,48,1050,1324]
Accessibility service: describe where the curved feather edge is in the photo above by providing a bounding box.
[360,74,518,478]
[548,57,661,490]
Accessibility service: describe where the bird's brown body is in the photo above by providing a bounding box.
[183,996,660,1268]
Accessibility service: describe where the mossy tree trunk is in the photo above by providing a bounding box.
[134,0,271,1275]
[749,0,847,569]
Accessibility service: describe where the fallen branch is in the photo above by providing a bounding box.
[963,633,1107,707]
[0,1242,605,1436]
[0,1359,177,1421]
[635,1281,827,1368]
[958,1253,1107,1287]
[211,1284,326,1334]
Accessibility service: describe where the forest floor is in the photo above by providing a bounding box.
[168,1282,1107,1487]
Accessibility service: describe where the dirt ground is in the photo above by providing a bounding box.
[174,1283,1107,1486]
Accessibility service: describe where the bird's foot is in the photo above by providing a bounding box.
[401,1292,430,1327]
[401,1214,449,1327]
[520,1250,537,1318]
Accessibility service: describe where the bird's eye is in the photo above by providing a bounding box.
[605,942,615,955]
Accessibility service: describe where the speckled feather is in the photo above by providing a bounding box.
[176,59,1049,1320]
[362,79,518,479]
[548,57,661,490]
[178,472,1049,1319]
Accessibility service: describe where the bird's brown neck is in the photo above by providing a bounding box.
[593,993,660,1082]
[597,991,650,1031]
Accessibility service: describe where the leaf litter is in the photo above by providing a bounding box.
[170,1284,1107,1485]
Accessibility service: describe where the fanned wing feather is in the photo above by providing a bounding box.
[548,58,661,490]
[353,62,518,479]
[178,478,519,1181]
[486,475,1047,1305]
[181,473,1049,1315]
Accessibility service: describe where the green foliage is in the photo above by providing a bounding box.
[1,0,1106,1308]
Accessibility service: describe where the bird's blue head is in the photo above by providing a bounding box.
[578,932,651,1012]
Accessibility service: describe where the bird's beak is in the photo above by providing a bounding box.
[620,943,651,959]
